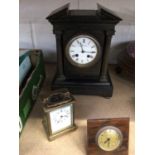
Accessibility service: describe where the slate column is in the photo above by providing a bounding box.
[100,30,114,81]
[55,31,65,80]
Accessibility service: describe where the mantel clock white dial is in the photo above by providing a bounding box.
[65,35,101,67]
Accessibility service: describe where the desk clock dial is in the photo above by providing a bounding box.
[66,35,100,67]
[96,126,123,151]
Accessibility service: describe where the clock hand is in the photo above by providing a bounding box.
[77,41,95,54]
[79,42,83,48]
[83,51,96,53]
[108,139,110,147]
[62,114,68,117]
[104,139,108,144]
[104,138,110,144]
[77,41,83,48]
[71,54,79,57]
[77,41,85,53]
[60,114,68,118]
[87,55,93,59]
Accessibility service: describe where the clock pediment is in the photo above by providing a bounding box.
[46,3,69,21]
[47,3,122,24]
[97,4,122,22]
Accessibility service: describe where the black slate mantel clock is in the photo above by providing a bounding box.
[47,3,121,97]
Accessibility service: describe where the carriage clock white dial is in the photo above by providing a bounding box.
[50,104,73,134]
[65,35,101,67]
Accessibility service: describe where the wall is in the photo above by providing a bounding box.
[19,0,135,63]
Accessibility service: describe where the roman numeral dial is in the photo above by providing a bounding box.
[66,35,100,67]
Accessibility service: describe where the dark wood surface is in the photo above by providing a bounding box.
[87,118,129,155]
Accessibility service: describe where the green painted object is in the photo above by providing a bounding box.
[19,49,45,135]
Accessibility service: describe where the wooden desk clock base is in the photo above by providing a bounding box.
[51,72,113,97]
[87,118,129,155]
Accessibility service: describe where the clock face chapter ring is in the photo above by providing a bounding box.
[95,126,123,152]
[65,35,101,68]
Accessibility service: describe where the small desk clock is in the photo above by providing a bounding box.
[87,118,129,155]
[46,3,122,97]
[42,89,76,141]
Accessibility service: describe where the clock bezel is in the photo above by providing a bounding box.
[65,34,101,68]
[96,126,123,151]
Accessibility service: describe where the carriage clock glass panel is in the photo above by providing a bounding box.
[65,35,100,67]
[50,104,73,134]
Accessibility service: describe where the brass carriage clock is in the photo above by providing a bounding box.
[42,89,76,141]
[46,3,121,97]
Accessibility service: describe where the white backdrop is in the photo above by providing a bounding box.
[19,0,135,63]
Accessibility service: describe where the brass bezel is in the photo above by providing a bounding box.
[65,34,101,68]
[96,126,123,152]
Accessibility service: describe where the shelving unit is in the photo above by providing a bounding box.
[19,64,135,155]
